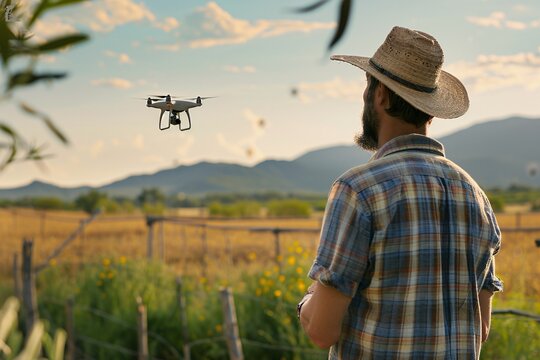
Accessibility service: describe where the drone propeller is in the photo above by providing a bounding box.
[149,94,183,99]
[186,96,216,101]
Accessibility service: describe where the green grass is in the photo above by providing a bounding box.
[28,254,539,360]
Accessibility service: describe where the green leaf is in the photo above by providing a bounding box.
[0,9,16,67]
[328,0,352,50]
[293,0,332,13]
[8,71,67,90]
[19,102,69,144]
[27,0,88,28]
[0,123,19,169]
[36,33,88,53]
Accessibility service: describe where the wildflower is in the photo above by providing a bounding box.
[297,281,306,292]
[255,288,262,296]
[274,290,282,298]
[99,272,106,279]
[215,324,223,333]
[107,271,114,279]
[287,256,296,266]
[259,278,267,286]
[278,275,286,283]
[102,258,111,267]
[295,246,303,254]
[49,259,57,267]
[119,256,127,265]
[247,252,257,261]
[276,255,283,262]
[296,267,304,275]
[264,270,272,277]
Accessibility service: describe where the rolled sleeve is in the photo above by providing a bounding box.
[308,180,371,298]
[482,257,503,293]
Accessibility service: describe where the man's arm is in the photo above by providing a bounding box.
[479,289,493,342]
[299,281,352,349]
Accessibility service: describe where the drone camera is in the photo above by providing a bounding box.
[147,97,152,106]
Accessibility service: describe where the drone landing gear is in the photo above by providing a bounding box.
[179,110,191,131]
[159,109,170,130]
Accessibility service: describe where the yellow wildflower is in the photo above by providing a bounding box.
[287,256,296,266]
[276,255,283,262]
[274,290,282,298]
[264,270,272,277]
[107,271,114,279]
[259,278,267,286]
[99,272,106,279]
[296,267,304,275]
[255,288,262,297]
[119,256,127,265]
[215,324,223,333]
[278,275,286,283]
[295,246,303,254]
[247,252,257,261]
[102,258,111,267]
[49,259,57,267]
[297,281,306,292]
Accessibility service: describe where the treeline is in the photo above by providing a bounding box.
[0,189,327,217]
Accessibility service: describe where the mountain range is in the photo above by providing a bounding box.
[1,116,539,200]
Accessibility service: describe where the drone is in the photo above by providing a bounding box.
[143,94,214,131]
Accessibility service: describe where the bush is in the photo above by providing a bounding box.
[267,199,312,218]
[208,201,261,218]
[487,195,505,212]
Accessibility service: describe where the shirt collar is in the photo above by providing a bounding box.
[370,134,445,161]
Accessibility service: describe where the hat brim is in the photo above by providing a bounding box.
[331,55,469,119]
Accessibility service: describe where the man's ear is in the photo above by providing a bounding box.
[375,83,390,109]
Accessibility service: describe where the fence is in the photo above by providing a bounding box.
[2,207,540,358]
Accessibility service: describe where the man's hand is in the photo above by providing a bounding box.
[299,281,352,349]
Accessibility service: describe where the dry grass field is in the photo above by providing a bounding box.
[1,208,539,302]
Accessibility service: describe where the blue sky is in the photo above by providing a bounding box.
[2,0,540,187]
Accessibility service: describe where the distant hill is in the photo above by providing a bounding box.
[1,116,539,200]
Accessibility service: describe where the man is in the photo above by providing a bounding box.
[297,26,503,359]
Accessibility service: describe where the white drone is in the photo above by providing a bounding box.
[144,94,214,131]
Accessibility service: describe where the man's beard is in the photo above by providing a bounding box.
[354,95,379,151]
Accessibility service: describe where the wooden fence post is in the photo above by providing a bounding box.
[65,297,75,360]
[22,239,38,339]
[219,287,243,360]
[13,253,22,302]
[273,229,282,273]
[201,225,208,278]
[146,217,155,260]
[159,220,165,262]
[176,277,190,360]
[136,296,149,360]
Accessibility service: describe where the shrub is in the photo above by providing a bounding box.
[267,199,312,218]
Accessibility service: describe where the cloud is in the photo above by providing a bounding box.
[224,65,256,73]
[466,11,533,30]
[104,50,133,64]
[217,108,267,161]
[446,51,540,92]
[90,140,105,157]
[81,0,156,32]
[91,78,133,89]
[293,77,366,103]
[132,134,145,149]
[154,17,180,32]
[182,2,335,48]
[33,18,77,38]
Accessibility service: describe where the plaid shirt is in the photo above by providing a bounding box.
[309,134,503,359]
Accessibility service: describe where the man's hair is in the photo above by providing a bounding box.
[368,76,432,127]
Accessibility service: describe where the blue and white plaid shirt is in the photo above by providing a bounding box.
[309,134,503,359]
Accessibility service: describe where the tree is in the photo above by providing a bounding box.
[74,190,108,214]
[0,0,89,171]
[136,188,166,206]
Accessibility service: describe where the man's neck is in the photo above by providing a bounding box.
[377,116,429,149]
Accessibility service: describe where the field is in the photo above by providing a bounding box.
[1,208,539,358]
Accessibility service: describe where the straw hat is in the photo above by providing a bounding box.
[331,26,469,119]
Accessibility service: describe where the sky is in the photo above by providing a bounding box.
[2,0,540,188]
